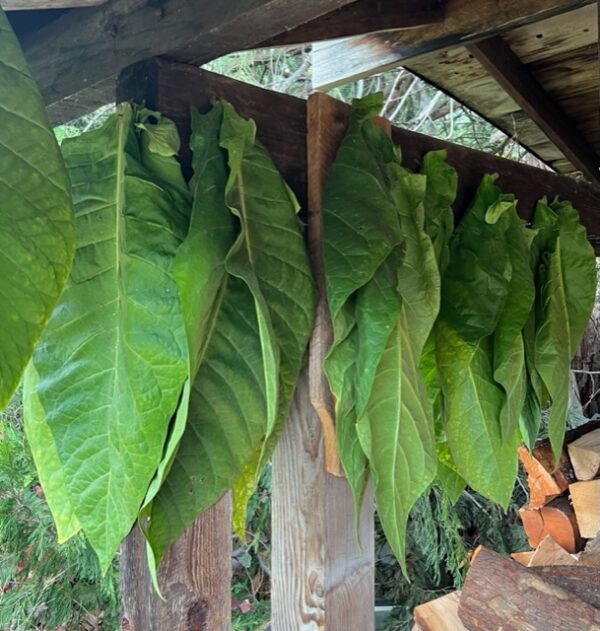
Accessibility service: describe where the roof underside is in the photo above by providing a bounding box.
[6,0,600,183]
[405,4,598,177]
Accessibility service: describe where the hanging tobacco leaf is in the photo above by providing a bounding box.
[0,9,74,408]
[24,105,191,571]
[142,101,314,577]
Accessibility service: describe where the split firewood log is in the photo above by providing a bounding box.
[570,479,600,538]
[568,428,600,480]
[458,548,600,631]
[412,592,466,631]
[519,496,581,553]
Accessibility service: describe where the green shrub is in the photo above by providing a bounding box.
[0,393,119,631]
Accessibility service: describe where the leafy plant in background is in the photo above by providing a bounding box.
[0,393,119,631]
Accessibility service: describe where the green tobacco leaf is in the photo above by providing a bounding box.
[323,94,402,325]
[420,150,457,275]
[440,175,513,343]
[357,166,439,574]
[24,105,190,570]
[553,200,597,355]
[535,237,570,460]
[435,176,520,506]
[144,102,314,571]
[494,212,535,440]
[323,96,404,507]
[0,10,75,408]
[435,321,519,507]
[140,105,236,525]
[23,364,80,543]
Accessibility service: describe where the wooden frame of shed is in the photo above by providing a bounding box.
[7,0,600,628]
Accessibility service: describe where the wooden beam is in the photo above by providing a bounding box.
[2,0,102,9]
[389,119,600,252]
[312,0,595,89]
[17,0,358,124]
[120,497,231,631]
[261,0,444,47]
[468,36,600,183]
[271,370,375,630]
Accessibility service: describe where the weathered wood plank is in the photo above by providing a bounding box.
[312,0,595,89]
[271,370,375,630]
[3,0,102,9]
[262,0,444,47]
[18,0,358,124]
[468,36,600,182]
[120,496,232,631]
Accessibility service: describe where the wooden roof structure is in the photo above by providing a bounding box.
[312,0,600,182]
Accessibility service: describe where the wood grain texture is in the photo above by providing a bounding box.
[2,0,102,8]
[518,445,568,509]
[306,93,348,478]
[271,370,375,630]
[312,0,595,89]
[527,534,579,566]
[568,427,600,480]
[459,548,600,630]
[520,496,582,552]
[570,479,600,538]
[468,36,600,182]
[531,565,600,607]
[19,0,357,123]
[120,496,232,631]
[262,0,444,47]
[413,592,467,630]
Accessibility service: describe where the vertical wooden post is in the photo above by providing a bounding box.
[270,92,375,630]
[120,497,231,631]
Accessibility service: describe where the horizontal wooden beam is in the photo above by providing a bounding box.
[468,36,600,183]
[17,0,357,124]
[312,0,595,89]
[3,0,102,9]
[391,118,600,251]
[261,0,444,47]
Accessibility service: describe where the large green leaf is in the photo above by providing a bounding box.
[357,165,439,574]
[493,212,535,440]
[24,105,191,570]
[323,95,404,505]
[0,10,74,408]
[143,102,314,572]
[440,175,513,342]
[435,321,519,507]
[140,104,236,524]
[420,149,457,275]
[436,176,519,506]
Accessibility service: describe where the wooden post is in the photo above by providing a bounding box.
[271,372,375,630]
[120,497,231,631]
[270,92,377,631]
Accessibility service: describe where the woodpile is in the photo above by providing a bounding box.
[412,420,600,630]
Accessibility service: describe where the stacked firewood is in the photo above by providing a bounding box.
[412,420,600,631]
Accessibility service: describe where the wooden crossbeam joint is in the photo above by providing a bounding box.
[468,35,600,183]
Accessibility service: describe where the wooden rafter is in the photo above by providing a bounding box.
[17,0,358,124]
[312,0,595,89]
[468,36,600,183]
[260,0,444,47]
